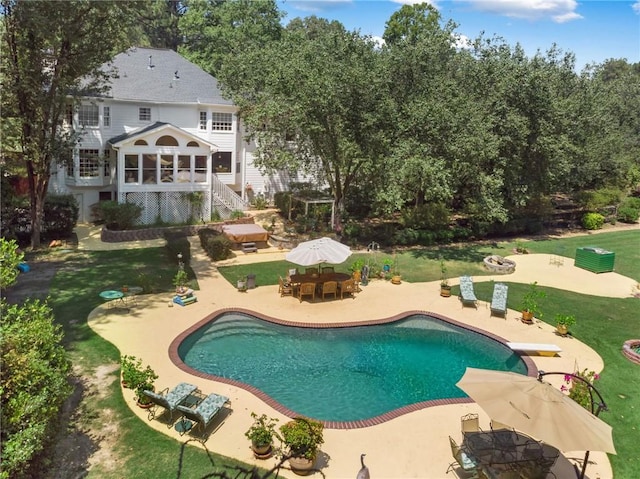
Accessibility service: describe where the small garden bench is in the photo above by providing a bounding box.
[506,342,562,357]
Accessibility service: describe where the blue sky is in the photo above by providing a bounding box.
[277,0,640,71]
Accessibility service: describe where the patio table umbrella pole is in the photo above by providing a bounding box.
[538,371,610,479]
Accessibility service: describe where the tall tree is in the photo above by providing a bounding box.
[219,16,392,231]
[1,0,133,248]
[179,0,283,76]
[133,0,186,50]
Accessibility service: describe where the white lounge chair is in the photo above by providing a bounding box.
[459,276,478,309]
[490,283,508,317]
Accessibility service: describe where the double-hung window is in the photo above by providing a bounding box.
[139,107,151,122]
[79,104,99,127]
[211,112,232,131]
[78,149,100,177]
[103,106,111,127]
[199,111,207,130]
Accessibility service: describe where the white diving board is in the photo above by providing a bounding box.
[506,342,562,357]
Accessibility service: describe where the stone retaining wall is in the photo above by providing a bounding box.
[101,217,255,243]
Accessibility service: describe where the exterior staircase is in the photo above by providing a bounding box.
[210,174,248,219]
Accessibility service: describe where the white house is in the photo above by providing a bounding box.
[50,47,299,224]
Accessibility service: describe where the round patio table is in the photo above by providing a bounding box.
[99,290,127,309]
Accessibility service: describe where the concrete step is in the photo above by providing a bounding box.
[242,242,258,253]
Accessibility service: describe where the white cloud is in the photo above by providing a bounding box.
[633,1,640,14]
[288,0,353,14]
[457,0,583,23]
[453,33,473,50]
[371,35,386,49]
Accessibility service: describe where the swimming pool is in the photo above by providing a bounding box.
[175,311,530,424]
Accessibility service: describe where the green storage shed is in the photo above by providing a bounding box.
[574,247,615,273]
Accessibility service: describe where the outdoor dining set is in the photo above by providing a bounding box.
[280,237,358,302]
[279,267,357,302]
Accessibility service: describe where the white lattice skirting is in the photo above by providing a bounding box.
[120,191,212,225]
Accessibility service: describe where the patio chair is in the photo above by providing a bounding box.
[175,392,230,440]
[298,282,316,303]
[446,436,479,478]
[490,283,508,318]
[305,267,318,275]
[142,382,198,425]
[459,276,478,309]
[321,281,338,300]
[339,279,356,299]
[461,413,481,435]
[321,266,335,274]
[288,268,299,277]
[279,276,293,297]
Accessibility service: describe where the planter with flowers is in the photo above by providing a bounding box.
[560,368,600,411]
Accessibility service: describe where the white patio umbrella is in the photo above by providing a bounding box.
[456,368,615,479]
[285,237,352,269]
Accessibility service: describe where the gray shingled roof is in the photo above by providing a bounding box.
[108,121,218,148]
[101,47,232,106]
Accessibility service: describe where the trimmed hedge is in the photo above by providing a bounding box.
[198,228,233,261]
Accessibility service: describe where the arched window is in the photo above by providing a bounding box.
[187,141,200,147]
[156,135,179,146]
[134,139,148,146]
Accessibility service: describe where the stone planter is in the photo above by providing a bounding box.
[288,455,315,476]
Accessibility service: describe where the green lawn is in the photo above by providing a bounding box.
[46,229,638,478]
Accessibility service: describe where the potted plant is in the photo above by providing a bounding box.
[439,259,451,297]
[172,269,189,294]
[555,313,576,336]
[245,412,279,458]
[381,257,393,273]
[237,276,247,291]
[391,255,401,284]
[279,417,324,475]
[120,355,158,407]
[520,281,546,324]
[350,258,365,283]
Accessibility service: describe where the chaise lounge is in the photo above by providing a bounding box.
[142,382,198,425]
[459,276,478,309]
[490,283,508,317]
[176,392,230,439]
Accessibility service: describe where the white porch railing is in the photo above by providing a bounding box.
[210,174,248,219]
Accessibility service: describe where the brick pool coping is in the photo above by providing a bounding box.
[168,308,538,430]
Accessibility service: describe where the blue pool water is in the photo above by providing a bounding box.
[178,312,526,422]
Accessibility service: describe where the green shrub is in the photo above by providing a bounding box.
[582,212,605,230]
[273,191,292,215]
[251,194,268,210]
[617,206,639,223]
[98,201,142,230]
[41,194,79,239]
[575,188,625,211]
[0,194,78,245]
[230,210,246,220]
[198,228,232,261]
[1,299,72,479]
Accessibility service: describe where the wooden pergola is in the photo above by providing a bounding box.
[288,195,335,228]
